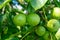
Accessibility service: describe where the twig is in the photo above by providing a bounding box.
[20,32,30,40]
[2,7,5,14]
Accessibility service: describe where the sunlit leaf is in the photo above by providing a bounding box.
[30,0,48,10]
[0,0,11,9]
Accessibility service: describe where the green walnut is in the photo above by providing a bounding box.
[47,19,60,32]
[52,7,60,19]
[35,26,46,36]
[13,14,26,26]
[27,13,40,26]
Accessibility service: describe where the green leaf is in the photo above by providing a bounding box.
[25,0,30,2]
[0,0,5,4]
[30,0,48,10]
[5,37,19,40]
[0,0,11,9]
[27,4,35,13]
[53,0,60,7]
[24,32,35,40]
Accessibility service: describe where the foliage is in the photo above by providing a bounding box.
[0,0,60,40]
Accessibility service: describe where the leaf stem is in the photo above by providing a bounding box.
[20,32,30,40]
[43,8,48,22]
